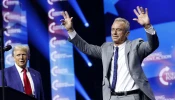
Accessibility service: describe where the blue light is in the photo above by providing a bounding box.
[84,23,89,27]
[68,0,89,27]
[75,76,91,100]
[87,62,92,67]
[27,2,49,59]
[75,47,92,67]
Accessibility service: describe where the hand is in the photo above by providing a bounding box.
[60,11,74,32]
[133,6,151,29]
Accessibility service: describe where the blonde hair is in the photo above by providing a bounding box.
[114,17,130,32]
[12,45,30,57]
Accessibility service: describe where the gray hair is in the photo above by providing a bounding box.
[12,44,30,57]
[114,17,130,32]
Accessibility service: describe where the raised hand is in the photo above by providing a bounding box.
[133,6,151,29]
[61,11,74,32]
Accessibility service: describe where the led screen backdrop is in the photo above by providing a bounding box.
[2,0,28,68]
[104,0,175,99]
[48,1,75,100]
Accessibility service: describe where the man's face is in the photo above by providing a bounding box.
[111,21,129,45]
[13,49,28,68]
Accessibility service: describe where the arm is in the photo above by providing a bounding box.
[133,6,159,58]
[39,73,45,100]
[61,11,102,58]
[137,28,159,59]
[144,26,159,51]
[68,30,102,58]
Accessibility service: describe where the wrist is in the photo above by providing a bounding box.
[67,28,74,33]
[144,24,151,29]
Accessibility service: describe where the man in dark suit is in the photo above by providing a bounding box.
[0,45,45,100]
[61,6,159,100]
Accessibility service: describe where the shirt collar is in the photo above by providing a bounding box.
[114,40,127,49]
[15,63,28,73]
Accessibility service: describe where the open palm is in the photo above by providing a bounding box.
[61,11,74,32]
[133,6,150,26]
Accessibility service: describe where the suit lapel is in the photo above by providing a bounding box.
[28,68,38,98]
[105,43,114,76]
[125,40,131,70]
[11,66,24,92]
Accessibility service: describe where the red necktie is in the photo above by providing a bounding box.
[23,68,32,95]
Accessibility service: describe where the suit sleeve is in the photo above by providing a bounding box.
[68,34,102,59]
[39,73,45,100]
[137,31,159,60]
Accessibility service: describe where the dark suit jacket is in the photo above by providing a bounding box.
[0,65,45,100]
[69,31,159,100]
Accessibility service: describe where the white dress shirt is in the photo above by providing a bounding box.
[68,25,155,92]
[110,26,155,92]
[15,63,35,95]
[110,42,139,92]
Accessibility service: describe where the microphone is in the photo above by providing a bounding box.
[3,28,7,31]
[3,45,12,51]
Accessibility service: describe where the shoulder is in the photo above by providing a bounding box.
[3,66,15,72]
[101,42,113,47]
[128,38,144,49]
[131,38,144,44]
[129,38,144,46]
[28,68,41,76]
[0,66,16,77]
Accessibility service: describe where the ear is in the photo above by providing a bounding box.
[126,31,130,37]
[27,54,30,60]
